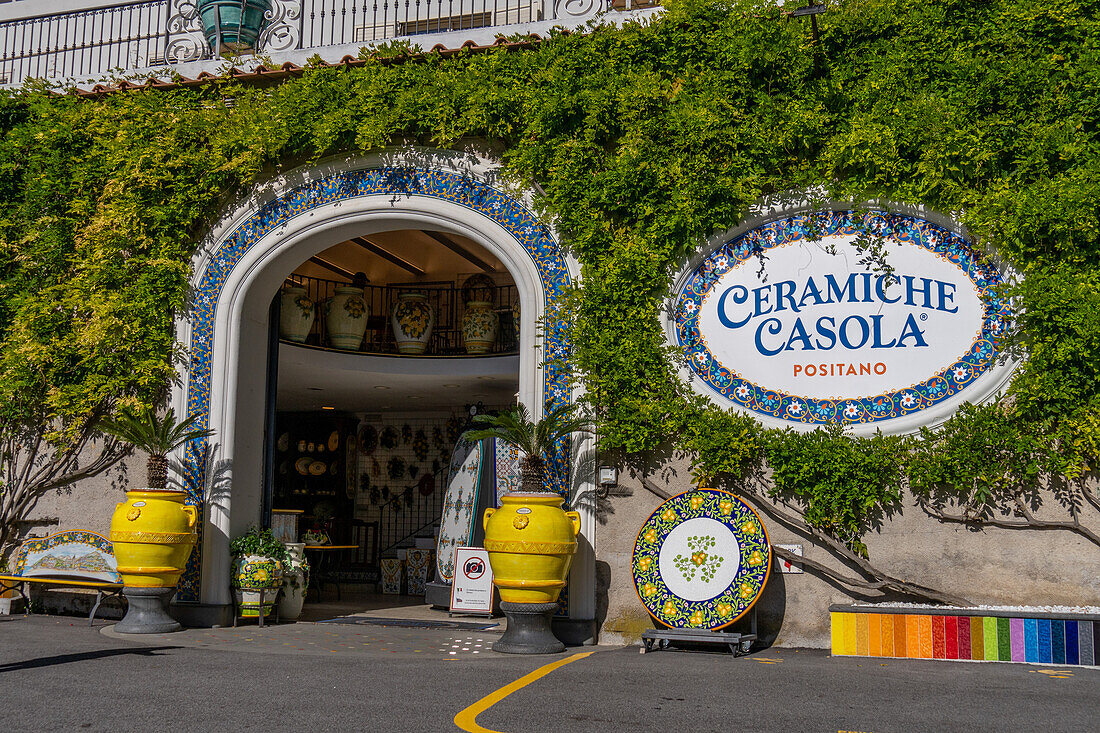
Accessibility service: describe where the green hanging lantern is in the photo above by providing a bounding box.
[196,0,273,54]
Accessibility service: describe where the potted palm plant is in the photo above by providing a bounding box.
[100,405,213,633]
[465,402,592,654]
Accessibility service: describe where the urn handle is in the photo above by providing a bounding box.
[483,507,496,531]
[182,505,198,529]
[565,511,581,537]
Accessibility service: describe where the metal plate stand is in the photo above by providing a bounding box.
[640,608,757,656]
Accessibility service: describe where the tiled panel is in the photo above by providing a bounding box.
[983,617,998,661]
[856,613,870,655]
[1052,620,1066,665]
[1024,618,1038,663]
[997,617,1011,661]
[1065,620,1079,665]
[1080,622,1094,666]
[910,611,928,655]
[831,613,846,655]
[869,613,882,657]
[1038,619,1052,664]
[894,614,908,657]
[957,615,971,660]
[881,613,895,657]
[945,616,958,660]
[906,615,921,658]
[971,616,985,659]
[843,613,857,655]
[1010,617,1025,662]
[932,615,946,659]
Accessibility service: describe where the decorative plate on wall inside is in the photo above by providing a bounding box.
[358,425,377,455]
[327,430,340,452]
[294,457,312,476]
[276,432,289,452]
[632,488,770,630]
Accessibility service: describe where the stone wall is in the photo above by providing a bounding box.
[594,452,1100,649]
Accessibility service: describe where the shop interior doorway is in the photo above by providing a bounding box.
[269,227,519,621]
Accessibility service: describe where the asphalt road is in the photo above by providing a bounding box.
[1,615,1095,732]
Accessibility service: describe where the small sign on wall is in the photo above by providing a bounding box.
[775,544,803,574]
[450,546,495,616]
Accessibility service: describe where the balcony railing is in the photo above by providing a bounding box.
[283,274,520,356]
[1,0,659,85]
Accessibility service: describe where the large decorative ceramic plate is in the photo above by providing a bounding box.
[435,437,484,583]
[633,489,770,630]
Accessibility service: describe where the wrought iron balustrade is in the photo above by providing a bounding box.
[283,273,520,356]
[1,0,659,85]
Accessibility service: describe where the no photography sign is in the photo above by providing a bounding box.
[450,546,495,615]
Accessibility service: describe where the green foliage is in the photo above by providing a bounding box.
[465,403,593,489]
[0,0,1098,551]
[764,426,908,557]
[99,406,213,459]
[229,527,290,565]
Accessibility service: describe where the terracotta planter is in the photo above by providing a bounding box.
[279,287,314,343]
[462,301,499,354]
[482,492,580,604]
[391,293,434,355]
[324,286,368,350]
[109,489,198,588]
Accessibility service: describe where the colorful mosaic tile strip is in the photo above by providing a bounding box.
[831,610,1100,666]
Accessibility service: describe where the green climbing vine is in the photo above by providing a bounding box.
[2,0,1100,578]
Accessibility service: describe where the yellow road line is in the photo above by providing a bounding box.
[454,651,596,733]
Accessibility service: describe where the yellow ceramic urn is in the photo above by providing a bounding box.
[109,489,198,588]
[482,493,580,604]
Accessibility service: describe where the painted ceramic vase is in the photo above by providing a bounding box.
[482,492,580,604]
[109,489,198,588]
[277,542,310,621]
[391,292,434,355]
[461,273,495,304]
[511,301,521,342]
[232,554,284,618]
[279,287,315,343]
[462,301,499,355]
[324,286,368,350]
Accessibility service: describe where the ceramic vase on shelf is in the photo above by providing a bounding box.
[232,555,283,618]
[325,286,369,350]
[278,542,310,621]
[279,287,315,343]
[462,301,499,355]
[511,301,521,342]
[391,292,434,355]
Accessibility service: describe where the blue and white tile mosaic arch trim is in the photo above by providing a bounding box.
[177,166,574,602]
[675,210,1010,427]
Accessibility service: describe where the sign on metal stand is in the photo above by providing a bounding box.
[449,546,495,618]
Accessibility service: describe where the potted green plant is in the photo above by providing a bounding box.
[100,405,213,634]
[465,402,593,653]
[230,527,289,620]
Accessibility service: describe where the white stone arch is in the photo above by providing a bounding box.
[170,149,592,621]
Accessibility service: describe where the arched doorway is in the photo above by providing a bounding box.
[171,150,592,626]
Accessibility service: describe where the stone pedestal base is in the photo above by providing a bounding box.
[493,601,564,654]
[115,587,180,634]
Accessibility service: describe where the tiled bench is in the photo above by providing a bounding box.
[831,604,1098,666]
[0,530,123,624]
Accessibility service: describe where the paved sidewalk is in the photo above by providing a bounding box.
[2,614,1097,733]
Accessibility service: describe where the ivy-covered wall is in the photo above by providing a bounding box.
[2,0,1099,618]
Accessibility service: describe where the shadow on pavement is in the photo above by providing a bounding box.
[0,646,181,674]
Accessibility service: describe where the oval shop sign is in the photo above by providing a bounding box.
[673,211,1013,430]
